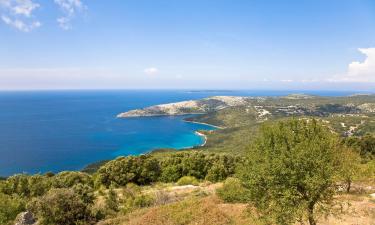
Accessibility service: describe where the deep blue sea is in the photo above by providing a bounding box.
[0,90,367,176]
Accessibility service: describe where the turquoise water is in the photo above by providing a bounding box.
[0,90,365,176]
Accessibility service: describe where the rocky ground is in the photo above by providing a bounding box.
[99,182,375,225]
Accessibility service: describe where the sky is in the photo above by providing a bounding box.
[0,0,375,90]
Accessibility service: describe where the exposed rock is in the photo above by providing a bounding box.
[117,96,251,118]
[14,211,36,225]
[282,94,316,99]
[358,103,375,113]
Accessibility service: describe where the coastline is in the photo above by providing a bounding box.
[195,131,207,147]
[184,120,224,129]
[117,112,206,118]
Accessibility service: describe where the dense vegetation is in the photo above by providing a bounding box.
[0,152,240,224]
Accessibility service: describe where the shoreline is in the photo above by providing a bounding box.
[195,131,207,147]
[117,112,205,118]
[184,120,224,129]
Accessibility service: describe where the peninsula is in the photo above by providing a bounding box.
[117,96,250,117]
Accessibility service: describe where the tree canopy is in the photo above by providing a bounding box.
[238,119,342,225]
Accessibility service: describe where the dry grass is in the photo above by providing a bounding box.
[99,196,257,225]
[318,193,375,225]
[97,182,375,225]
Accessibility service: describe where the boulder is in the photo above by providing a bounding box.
[14,211,36,225]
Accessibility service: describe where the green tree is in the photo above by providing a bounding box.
[338,147,361,193]
[96,155,160,187]
[52,171,93,188]
[205,163,227,182]
[239,119,342,225]
[343,134,375,160]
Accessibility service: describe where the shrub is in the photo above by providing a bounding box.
[0,193,25,225]
[205,163,227,182]
[2,174,30,197]
[343,134,375,160]
[1,174,51,198]
[121,184,155,214]
[177,176,199,186]
[159,165,182,183]
[133,194,155,208]
[105,188,119,214]
[96,155,160,187]
[28,188,93,225]
[216,177,249,203]
[52,171,93,188]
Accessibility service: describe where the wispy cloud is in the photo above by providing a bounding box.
[144,67,159,75]
[0,0,41,32]
[281,79,293,82]
[330,48,375,82]
[54,0,86,30]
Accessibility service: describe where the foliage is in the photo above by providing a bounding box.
[105,188,119,214]
[0,193,25,225]
[96,155,161,187]
[96,152,239,187]
[120,184,155,214]
[338,147,361,192]
[216,177,249,203]
[73,183,95,205]
[177,176,199,186]
[28,188,94,225]
[52,171,93,188]
[343,134,375,160]
[238,119,342,225]
[1,174,51,198]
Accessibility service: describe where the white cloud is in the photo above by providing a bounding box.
[281,79,293,82]
[144,67,159,75]
[54,0,85,30]
[331,48,375,82]
[0,0,41,32]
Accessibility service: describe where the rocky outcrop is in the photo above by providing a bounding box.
[117,96,251,118]
[358,103,375,113]
[282,94,316,99]
[14,211,36,225]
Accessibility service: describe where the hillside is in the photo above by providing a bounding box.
[118,95,375,119]
[117,96,251,117]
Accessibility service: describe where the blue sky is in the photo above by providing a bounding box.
[0,0,375,90]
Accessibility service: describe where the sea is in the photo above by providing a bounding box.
[0,90,367,176]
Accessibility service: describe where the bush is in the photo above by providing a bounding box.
[216,177,249,203]
[96,155,161,187]
[205,163,227,182]
[28,188,93,225]
[177,176,199,186]
[1,174,51,198]
[105,188,119,214]
[0,193,25,225]
[121,184,155,214]
[133,194,155,208]
[343,134,375,161]
[95,152,240,186]
[52,171,93,188]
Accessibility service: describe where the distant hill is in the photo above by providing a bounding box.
[117,96,251,117]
